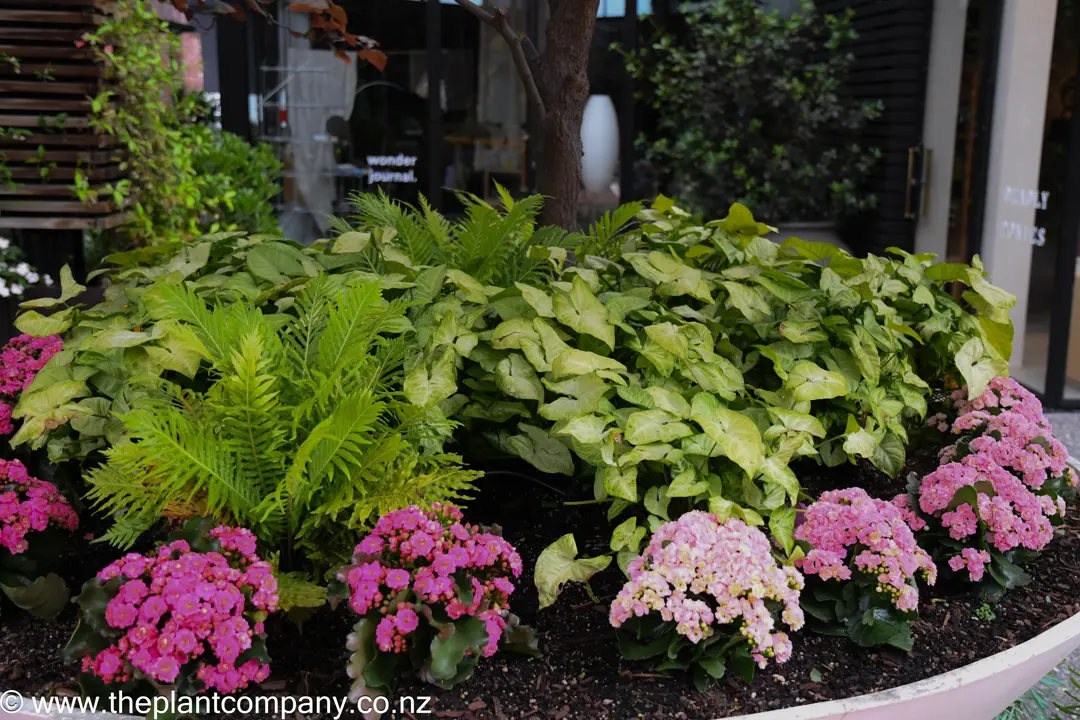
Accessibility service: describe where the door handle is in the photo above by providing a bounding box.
[904,145,924,220]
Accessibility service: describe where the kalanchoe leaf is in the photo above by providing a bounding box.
[1,573,69,621]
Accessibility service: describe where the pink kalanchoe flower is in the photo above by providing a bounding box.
[341,504,521,666]
[77,526,277,694]
[609,511,804,670]
[0,335,62,436]
[795,488,936,613]
[0,459,78,556]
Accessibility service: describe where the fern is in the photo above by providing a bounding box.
[579,201,644,259]
[342,189,572,289]
[86,281,479,579]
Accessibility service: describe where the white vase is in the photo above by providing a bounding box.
[580,95,619,193]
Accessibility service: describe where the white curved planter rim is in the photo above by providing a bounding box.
[5,611,1080,719]
[734,609,1080,720]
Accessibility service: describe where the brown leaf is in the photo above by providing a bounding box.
[288,2,325,12]
[358,48,387,71]
[467,700,487,711]
[333,48,353,64]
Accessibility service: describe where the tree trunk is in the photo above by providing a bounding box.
[534,0,599,230]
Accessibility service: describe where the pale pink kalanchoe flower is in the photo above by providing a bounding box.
[950,376,1047,427]
[81,526,277,694]
[0,458,78,555]
[342,504,522,659]
[795,488,936,613]
[948,548,992,582]
[609,511,804,670]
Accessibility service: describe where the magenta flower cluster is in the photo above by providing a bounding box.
[795,488,936,612]
[609,512,804,669]
[81,527,278,693]
[0,458,78,555]
[0,334,62,435]
[340,504,522,660]
[913,377,1074,582]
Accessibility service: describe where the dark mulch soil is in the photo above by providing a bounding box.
[3,450,1080,720]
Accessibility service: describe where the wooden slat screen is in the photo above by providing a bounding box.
[0,0,130,230]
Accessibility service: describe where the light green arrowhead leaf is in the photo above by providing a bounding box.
[843,428,878,459]
[645,387,691,418]
[786,361,847,402]
[667,464,709,498]
[332,231,371,254]
[535,534,612,609]
[516,282,555,318]
[505,424,575,476]
[610,517,646,553]
[767,407,826,438]
[624,409,694,445]
[404,350,458,408]
[556,414,608,445]
[551,348,626,378]
[644,323,689,358]
[446,269,490,304]
[722,281,772,323]
[495,354,544,401]
[19,265,85,309]
[602,464,638,501]
[690,393,764,477]
[760,455,800,504]
[553,275,615,349]
[15,308,75,337]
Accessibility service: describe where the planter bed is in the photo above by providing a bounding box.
[3,454,1079,720]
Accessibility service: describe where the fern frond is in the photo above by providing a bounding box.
[348,462,481,529]
[117,405,257,521]
[83,463,169,549]
[276,389,385,533]
[583,201,643,258]
[316,281,385,374]
[211,328,287,498]
[349,190,444,266]
[282,275,335,377]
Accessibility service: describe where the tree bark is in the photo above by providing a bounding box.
[455,0,598,230]
[534,0,599,229]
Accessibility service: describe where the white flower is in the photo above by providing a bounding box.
[0,280,8,298]
[43,274,53,287]
[10,283,23,296]
[27,272,39,284]
[0,237,9,251]
[14,263,30,277]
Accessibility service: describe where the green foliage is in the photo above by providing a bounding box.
[625,0,881,222]
[403,199,1012,603]
[0,528,70,621]
[800,582,913,651]
[346,187,575,287]
[79,0,280,245]
[78,278,477,571]
[191,130,283,235]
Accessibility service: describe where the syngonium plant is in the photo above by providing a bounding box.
[399,198,1015,606]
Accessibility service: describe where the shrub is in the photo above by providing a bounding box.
[0,334,62,437]
[330,504,528,696]
[66,523,278,696]
[79,0,280,246]
[398,199,1014,603]
[795,487,935,649]
[625,0,880,222]
[610,511,803,687]
[899,377,1075,593]
[80,278,478,577]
